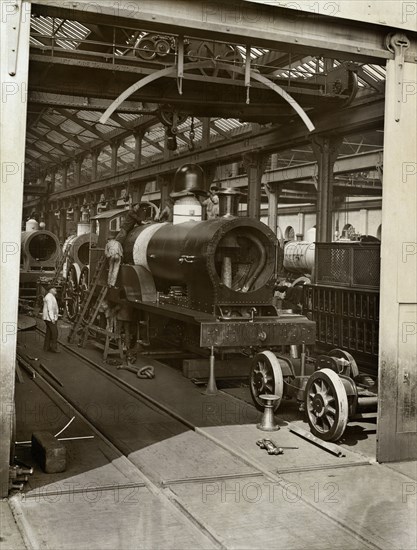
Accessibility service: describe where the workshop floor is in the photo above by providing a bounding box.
[2,326,416,550]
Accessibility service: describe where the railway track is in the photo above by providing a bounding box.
[12,326,388,550]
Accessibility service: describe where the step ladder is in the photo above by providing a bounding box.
[80,285,109,347]
[68,256,107,345]
[85,323,124,361]
[103,325,124,361]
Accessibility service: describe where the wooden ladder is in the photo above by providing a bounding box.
[103,327,124,361]
[68,256,107,345]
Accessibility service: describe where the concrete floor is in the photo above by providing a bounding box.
[1,327,415,550]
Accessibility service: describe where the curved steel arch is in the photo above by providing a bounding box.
[100,61,315,132]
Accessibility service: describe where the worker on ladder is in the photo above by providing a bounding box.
[105,238,123,288]
[104,203,146,287]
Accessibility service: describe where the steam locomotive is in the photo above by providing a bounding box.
[64,164,377,442]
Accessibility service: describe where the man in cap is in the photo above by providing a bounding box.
[203,184,219,219]
[43,286,60,353]
[115,203,146,245]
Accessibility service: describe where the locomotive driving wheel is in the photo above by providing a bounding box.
[64,264,80,322]
[250,351,284,412]
[305,368,349,442]
[78,266,89,306]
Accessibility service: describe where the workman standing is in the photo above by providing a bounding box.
[105,237,123,288]
[43,286,60,353]
[202,184,219,219]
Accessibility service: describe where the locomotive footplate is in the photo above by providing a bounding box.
[200,316,316,348]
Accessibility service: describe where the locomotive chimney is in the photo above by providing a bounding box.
[217,188,241,218]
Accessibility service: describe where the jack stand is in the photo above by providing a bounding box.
[257,394,280,431]
[205,346,218,395]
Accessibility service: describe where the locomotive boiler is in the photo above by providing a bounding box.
[282,240,315,279]
[21,229,61,274]
[20,225,61,303]
[122,215,278,316]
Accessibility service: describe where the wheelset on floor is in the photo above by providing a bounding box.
[250,347,378,442]
[305,368,349,441]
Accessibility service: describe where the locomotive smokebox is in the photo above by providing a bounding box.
[21,230,61,272]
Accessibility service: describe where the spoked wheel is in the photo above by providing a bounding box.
[305,368,349,441]
[78,266,89,306]
[64,264,80,322]
[250,351,284,411]
[328,348,359,378]
[195,42,242,78]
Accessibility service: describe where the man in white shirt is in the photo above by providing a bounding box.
[43,286,60,353]
[105,237,123,288]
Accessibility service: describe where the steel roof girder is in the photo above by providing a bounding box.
[31,0,417,63]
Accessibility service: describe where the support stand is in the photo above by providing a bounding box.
[205,346,218,395]
[257,394,280,431]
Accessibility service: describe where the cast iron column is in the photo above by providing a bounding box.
[111,141,119,176]
[311,135,342,242]
[59,206,67,242]
[265,182,281,233]
[62,162,68,189]
[91,149,98,181]
[243,152,267,219]
[134,132,142,169]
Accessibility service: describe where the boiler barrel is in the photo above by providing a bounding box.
[283,241,315,274]
[123,222,196,283]
[122,217,277,295]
